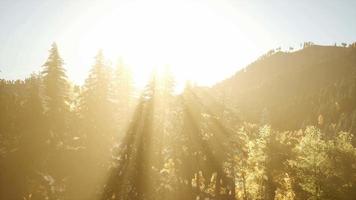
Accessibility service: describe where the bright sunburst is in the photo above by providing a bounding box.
[1,0,356,199]
[57,0,265,89]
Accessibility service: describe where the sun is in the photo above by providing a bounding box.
[59,0,262,89]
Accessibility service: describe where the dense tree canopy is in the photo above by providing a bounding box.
[1,43,356,200]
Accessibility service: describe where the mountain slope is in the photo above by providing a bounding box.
[212,45,356,131]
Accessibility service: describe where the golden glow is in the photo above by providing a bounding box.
[58,0,267,88]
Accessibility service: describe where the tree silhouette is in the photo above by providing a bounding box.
[41,42,69,139]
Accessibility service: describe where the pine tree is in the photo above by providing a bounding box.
[42,43,68,115]
[76,51,117,199]
[80,50,113,125]
[41,42,69,139]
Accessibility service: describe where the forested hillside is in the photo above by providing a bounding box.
[1,43,356,200]
[213,44,356,132]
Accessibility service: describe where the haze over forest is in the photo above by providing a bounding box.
[1,1,356,200]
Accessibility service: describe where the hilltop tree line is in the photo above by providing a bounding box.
[0,43,356,200]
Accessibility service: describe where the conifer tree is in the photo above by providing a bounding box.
[73,51,115,200]
[80,50,114,130]
[42,43,68,115]
[41,43,69,139]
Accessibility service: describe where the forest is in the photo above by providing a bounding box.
[1,42,356,200]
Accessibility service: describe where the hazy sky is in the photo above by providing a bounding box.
[1,0,356,86]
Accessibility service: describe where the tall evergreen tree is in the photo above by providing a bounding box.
[80,50,112,124]
[42,43,68,116]
[78,50,115,200]
[41,42,69,140]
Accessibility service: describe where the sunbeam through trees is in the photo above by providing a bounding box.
[1,42,356,200]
